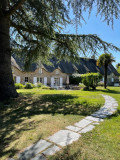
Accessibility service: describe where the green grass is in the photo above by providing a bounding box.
[1,87,120,160]
[49,87,120,160]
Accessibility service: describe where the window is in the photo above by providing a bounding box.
[37,77,43,83]
[56,69,59,74]
[39,68,42,74]
[54,78,59,86]
[25,77,29,82]
[37,77,39,82]
[40,78,43,83]
[111,78,114,82]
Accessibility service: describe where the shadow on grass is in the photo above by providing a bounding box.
[96,88,120,94]
[0,94,101,159]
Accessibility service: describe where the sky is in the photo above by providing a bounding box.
[63,8,120,67]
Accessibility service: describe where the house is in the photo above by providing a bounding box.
[11,56,119,88]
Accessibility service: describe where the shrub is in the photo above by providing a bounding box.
[98,81,104,86]
[15,83,25,89]
[69,74,82,85]
[25,83,35,89]
[79,83,85,88]
[81,73,102,90]
[37,82,43,88]
[41,85,51,90]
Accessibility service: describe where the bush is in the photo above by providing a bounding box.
[98,81,104,86]
[79,83,85,88]
[37,82,43,88]
[41,85,51,90]
[15,83,25,89]
[69,74,82,85]
[25,83,35,89]
[81,73,102,90]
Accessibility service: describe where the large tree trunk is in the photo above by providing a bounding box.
[0,0,18,101]
[104,64,108,89]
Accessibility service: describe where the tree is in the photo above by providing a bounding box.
[97,53,115,89]
[0,0,120,100]
[116,63,120,74]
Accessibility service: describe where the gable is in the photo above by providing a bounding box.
[11,56,119,76]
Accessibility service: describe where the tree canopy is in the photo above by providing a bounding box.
[97,53,115,67]
[97,53,115,88]
[116,63,120,74]
[7,0,120,67]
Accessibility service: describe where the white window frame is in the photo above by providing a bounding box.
[56,69,59,75]
[16,76,21,83]
[25,77,29,82]
[44,77,47,86]
[33,77,37,84]
[111,78,114,82]
[39,68,42,74]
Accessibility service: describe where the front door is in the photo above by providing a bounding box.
[54,78,59,86]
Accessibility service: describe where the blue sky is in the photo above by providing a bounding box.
[63,8,120,67]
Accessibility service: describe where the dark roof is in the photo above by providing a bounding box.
[11,56,119,76]
[12,54,37,72]
[11,57,21,70]
[43,57,119,76]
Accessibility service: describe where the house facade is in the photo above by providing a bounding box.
[11,56,119,88]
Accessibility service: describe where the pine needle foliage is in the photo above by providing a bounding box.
[5,0,120,68]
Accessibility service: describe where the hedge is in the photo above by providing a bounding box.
[81,73,102,90]
[69,74,82,85]
[15,83,25,89]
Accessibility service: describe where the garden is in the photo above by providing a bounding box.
[0,87,120,160]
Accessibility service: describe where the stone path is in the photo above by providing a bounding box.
[9,94,118,160]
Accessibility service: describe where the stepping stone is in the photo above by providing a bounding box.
[92,114,107,119]
[43,145,60,155]
[112,103,118,107]
[92,122,99,125]
[75,119,92,128]
[66,125,82,132]
[94,110,113,116]
[18,140,51,160]
[31,154,46,160]
[85,116,103,122]
[79,125,95,133]
[48,130,80,147]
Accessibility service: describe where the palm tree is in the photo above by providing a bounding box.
[97,53,115,89]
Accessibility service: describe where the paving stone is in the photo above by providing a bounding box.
[18,140,51,160]
[92,114,107,119]
[94,110,113,116]
[43,145,61,155]
[112,103,118,107]
[92,122,99,125]
[74,119,92,128]
[85,116,103,122]
[66,125,82,132]
[48,130,80,147]
[31,154,46,160]
[79,125,95,133]
[8,159,15,160]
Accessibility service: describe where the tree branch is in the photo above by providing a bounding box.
[6,0,26,17]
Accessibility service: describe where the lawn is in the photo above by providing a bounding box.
[0,87,120,160]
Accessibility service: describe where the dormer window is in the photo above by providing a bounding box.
[56,69,59,74]
[39,68,42,74]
